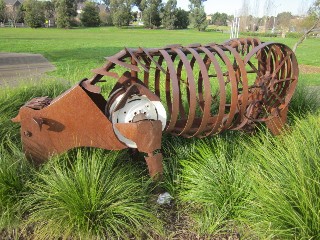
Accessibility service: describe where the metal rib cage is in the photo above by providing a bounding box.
[89,37,298,138]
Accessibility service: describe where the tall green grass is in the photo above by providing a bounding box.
[161,136,196,197]
[23,149,162,239]
[178,136,251,236]
[0,73,319,238]
[244,113,320,239]
[0,138,33,230]
[289,83,320,118]
[0,80,164,239]
[0,79,68,143]
[176,112,320,238]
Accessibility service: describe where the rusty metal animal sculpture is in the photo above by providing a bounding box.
[13,37,299,178]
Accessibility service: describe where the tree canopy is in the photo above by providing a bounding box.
[174,8,189,29]
[211,12,228,26]
[110,0,133,27]
[80,1,100,27]
[162,0,177,29]
[0,0,6,23]
[54,0,77,28]
[189,0,207,31]
[276,12,293,30]
[140,0,162,28]
[189,0,206,8]
[293,0,320,52]
[24,0,45,28]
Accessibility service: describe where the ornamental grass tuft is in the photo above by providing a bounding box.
[178,136,251,236]
[244,113,320,239]
[0,138,33,230]
[23,148,162,239]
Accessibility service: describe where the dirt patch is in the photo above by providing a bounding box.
[299,65,320,74]
[0,53,56,87]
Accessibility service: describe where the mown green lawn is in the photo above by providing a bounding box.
[0,27,319,85]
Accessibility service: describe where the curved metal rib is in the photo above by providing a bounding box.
[97,38,298,137]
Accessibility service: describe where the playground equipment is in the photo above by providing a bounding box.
[13,37,299,177]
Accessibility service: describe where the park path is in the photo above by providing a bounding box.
[0,52,56,87]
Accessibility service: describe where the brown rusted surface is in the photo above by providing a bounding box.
[265,105,289,135]
[115,120,162,153]
[115,120,163,177]
[145,153,164,179]
[14,84,126,164]
[13,37,299,177]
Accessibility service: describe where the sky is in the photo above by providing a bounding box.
[175,0,315,17]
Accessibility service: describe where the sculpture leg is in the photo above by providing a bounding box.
[265,106,289,135]
[115,120,164,178]
[145,152,163,179]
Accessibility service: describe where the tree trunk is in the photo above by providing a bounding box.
[293,18,320,52]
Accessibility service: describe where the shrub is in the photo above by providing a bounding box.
[80,2,100,27]
[23,149,162,239]
[244,113,320,239]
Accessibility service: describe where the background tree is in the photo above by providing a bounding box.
[239,0,250,31]
[43,1,55,21]
[99,11,113,26]
[293,0,320,52]
[189,0,207,31]
[252,0,260,30]
[5,4,23,27]
[162,0,177,29]
[110,0,132,27]
[132,10,138,21]
[174,8,189,29]
[297,0,311,17]
[133,0,142,10]
[263,0,274,32]
[24,0,45,28]
[140,0,162,29]
[276,11,293,31]
[102,0,110,7]
[0,0,6,23]
[80,1,100,27]
[54,0,77,28]
[211,12,228,26]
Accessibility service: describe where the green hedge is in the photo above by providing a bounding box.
[285,32,303,38]
[240,31,278,38]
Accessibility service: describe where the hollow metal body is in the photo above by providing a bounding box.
[13,37,299,177]
[90,37,298,136]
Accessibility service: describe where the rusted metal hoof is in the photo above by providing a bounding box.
[145,152,163,179]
